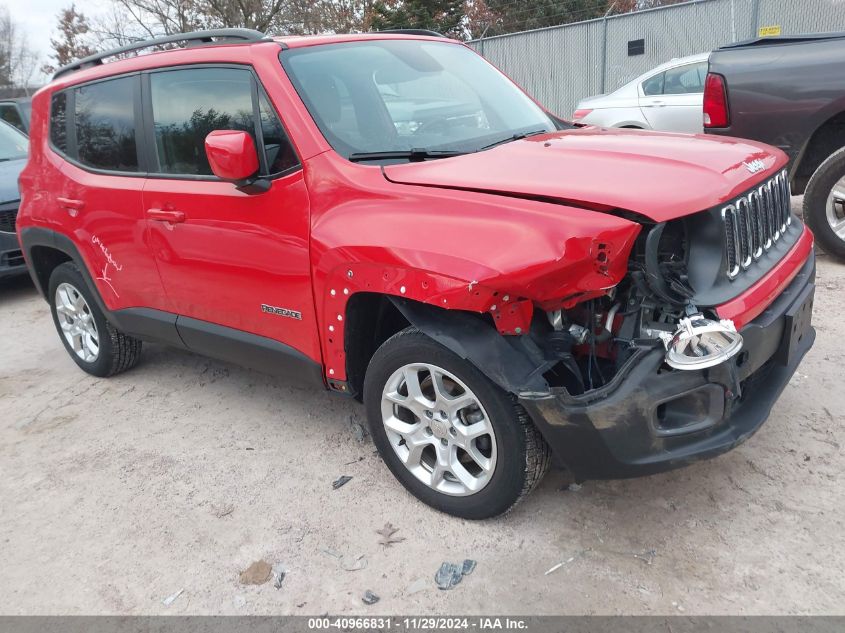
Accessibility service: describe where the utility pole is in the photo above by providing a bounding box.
[750,0,761,39]
[599,0,618,94]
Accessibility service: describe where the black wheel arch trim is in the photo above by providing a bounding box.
[387,296,550,397]
[19,225,326,390]
[20,226,110,312]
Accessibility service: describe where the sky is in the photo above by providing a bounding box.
[6,0,106,80]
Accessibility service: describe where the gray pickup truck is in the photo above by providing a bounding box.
[705,32,845,259]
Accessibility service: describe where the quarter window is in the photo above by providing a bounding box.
[50,92,68,153]
[258,92,298,175]
[74,76,139,171]
[149,67,297,176]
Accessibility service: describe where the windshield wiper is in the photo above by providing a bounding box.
[348,148,465,163]
[477,129,548,152]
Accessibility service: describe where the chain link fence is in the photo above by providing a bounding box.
[469,0,845,118]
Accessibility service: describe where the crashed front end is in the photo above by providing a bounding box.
[514,170,816,478]
[403,169,816,480]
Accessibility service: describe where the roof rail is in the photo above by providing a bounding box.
[378,29,446,38]
[53,28,269,80]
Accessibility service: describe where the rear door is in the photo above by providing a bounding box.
[53,75,170,313]
[140,65,320,362]
[639,61,706,133]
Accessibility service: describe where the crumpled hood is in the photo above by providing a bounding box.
[0,158,25,205]
[383,127,786,222]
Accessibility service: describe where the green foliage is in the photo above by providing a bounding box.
[370,0,465,38]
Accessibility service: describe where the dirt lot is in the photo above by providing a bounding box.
[1,211,844,616]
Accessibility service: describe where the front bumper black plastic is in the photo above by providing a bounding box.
[520,252,816,480]
[0,229,26,279]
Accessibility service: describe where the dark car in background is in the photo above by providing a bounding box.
[0,120,28,280]
[0,98,31,135]
[704,32,845,259]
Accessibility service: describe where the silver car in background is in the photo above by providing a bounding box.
[572,53,709,133]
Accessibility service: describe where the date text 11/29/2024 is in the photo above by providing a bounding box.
[308,617,529,630]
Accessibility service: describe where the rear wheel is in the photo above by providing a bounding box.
[364,327,550,519]
[48,262,142,377]
[803,146,845,260]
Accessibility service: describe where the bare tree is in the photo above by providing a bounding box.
[292,0,379,33]
[111,0,209,38]
[43,4,98,75]
[202,0,294,31]
[89,3,149,50]
[0,6,40,94]
[90,0,382,41]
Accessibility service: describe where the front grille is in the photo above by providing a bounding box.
[0,204,18,233]
[721,170,791,280]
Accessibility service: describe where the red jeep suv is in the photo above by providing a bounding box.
[17,29,816,519]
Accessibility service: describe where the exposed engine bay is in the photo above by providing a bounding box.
[531,216,745,397]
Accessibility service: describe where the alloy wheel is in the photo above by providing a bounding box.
[826,175,845,240]
[380,363,497,496]
[55,282,100,362]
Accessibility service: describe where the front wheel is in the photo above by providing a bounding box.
[363,328,550,519]
[804,146,845,260]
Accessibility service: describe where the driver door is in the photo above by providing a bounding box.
[141,65,321,362]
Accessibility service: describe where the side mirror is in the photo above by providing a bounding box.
[204,130,269,194]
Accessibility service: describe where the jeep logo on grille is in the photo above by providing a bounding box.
[261,303,302,320]
[743,159,766,174]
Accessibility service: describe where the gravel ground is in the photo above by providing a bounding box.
[1,203,844,616]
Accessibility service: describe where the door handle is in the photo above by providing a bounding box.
[57,197,84,209]
[146,208,186,223]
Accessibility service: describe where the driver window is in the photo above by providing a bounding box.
[149,66,298,176]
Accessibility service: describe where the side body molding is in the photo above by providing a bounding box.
[18,226,325,389]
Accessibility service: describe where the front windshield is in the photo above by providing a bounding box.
[0,121,28,161]
[280,39,557,160]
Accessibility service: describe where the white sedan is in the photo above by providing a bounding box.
[572,53,709,133]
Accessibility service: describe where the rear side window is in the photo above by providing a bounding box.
[74,76,139,171]
[50,92,68,153]
[642,73,664,96]
[642,62,706,97]
[663,62,707,95]
[149,67,298,176]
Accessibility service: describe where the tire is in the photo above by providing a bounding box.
[363,327,550,519]
[803,146,845,260]
[48,262,142,377]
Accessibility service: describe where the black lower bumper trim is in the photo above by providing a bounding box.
[0,230,26,279]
